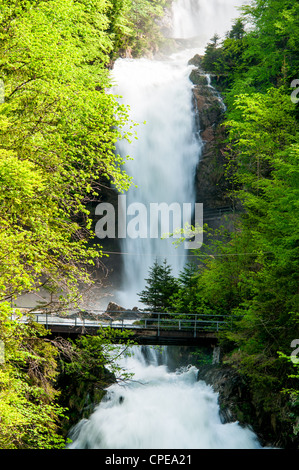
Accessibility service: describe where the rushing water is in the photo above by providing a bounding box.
[112,51,202,308]
[110,0,249,309]
[68,346,262,449]
[171,0,249,42]
[70,0,263,451]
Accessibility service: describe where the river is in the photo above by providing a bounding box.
[67,345,262,449]
[67,0,262,451]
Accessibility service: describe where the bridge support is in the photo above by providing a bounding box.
[212,346,221,364]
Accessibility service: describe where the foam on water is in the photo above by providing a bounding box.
[68,346,262,449]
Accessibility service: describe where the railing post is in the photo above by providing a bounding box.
[158,313,160,337]
[46,312,48,329]
[194,314,197,338]
[179,320,181,330]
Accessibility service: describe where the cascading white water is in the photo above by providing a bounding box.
[112,52,201,308]
[171,0,249,43]
[68,346,262,449]
[110,0,249,309]
[70,0,264,451]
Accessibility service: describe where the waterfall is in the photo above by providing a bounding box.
[67,346,262,449]
[68,1,265,451]
[108,0,249,310]
[171,0,249,43]
[112,52,202,308]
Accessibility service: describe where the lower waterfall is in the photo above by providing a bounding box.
[67,346,262,449]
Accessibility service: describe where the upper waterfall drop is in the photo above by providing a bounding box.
[111,52,202,309]
[108,0,250,309]
[171,0,249,44]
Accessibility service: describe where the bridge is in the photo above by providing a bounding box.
[15,311,233,346]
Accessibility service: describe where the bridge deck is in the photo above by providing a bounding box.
[13,310,230,346]
[47,323,218,345]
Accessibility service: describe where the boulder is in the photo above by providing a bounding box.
[105,302,126,317]
[104,302,143,321]
[189,69,208,86]
[188,54,203,68]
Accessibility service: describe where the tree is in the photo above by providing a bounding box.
[228,19,245,40]
[138,259,178,312]
[125,0,170,57]
[168,263,201,314]
[0,303,67,448]
[201,20,248,90]
[0,0,135,309]
[0,0,137,449]
[241,0,299,88]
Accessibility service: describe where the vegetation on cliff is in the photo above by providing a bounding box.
[139,0,299,447]
[0,0,298,449]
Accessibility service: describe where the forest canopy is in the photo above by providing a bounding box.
[0,0,298,449]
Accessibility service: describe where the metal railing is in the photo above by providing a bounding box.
[12,310,234,337]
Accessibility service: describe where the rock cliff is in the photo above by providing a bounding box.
[197,363,299,449]
[188,55,232,213]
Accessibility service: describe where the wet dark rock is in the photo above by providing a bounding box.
[189,69,208,86]
[196,364,298,449]
[188,54,203,68]
[188,55,233,216]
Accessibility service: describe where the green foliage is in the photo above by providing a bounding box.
[0,303,67,448]
[168,263,200,314]
[125,0,169,57]
[202,0,299,95]
[201,19,249,90]
[241,0,299,89]
[61,328,135,383]
[138,259,179,312]
[0,0,135,307]
[57,328,135,430]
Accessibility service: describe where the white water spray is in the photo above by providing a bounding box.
[110,1,249,309]
[112,52,201,308]
[68,346,262,449]
[171,0,249,44]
